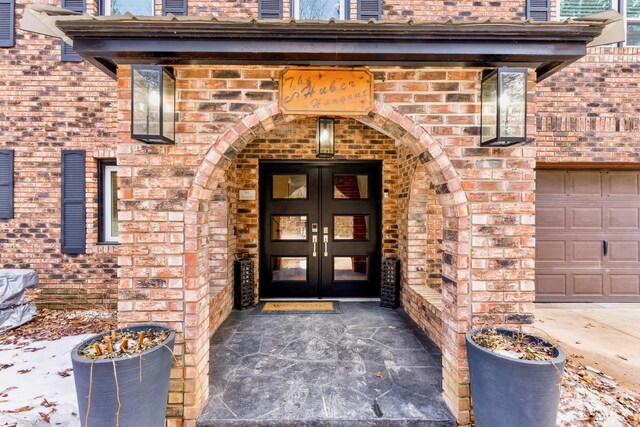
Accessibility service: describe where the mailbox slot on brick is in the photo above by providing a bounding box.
[380,258,400,309]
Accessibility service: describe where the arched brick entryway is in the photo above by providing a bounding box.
[182,100,471,424]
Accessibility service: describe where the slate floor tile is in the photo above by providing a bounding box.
[198,302,455,427]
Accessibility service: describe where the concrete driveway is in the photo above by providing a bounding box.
[534,303,640,392]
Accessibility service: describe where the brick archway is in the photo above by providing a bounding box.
[182,100,471,424]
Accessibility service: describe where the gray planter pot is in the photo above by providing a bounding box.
[465,328,566,427]
[71,324,175,427]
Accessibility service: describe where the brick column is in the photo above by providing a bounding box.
[116,65,190,423]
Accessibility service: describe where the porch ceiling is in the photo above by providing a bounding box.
[22,5,619,82]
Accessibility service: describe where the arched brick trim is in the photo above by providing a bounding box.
[182,100,471,424]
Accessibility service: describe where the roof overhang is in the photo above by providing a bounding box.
[21,5,623,82]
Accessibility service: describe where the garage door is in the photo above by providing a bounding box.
[536,170,640,302]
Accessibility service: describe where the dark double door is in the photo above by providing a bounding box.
[260,161,382,298]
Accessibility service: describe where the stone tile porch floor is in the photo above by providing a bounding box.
[197,302,456,426]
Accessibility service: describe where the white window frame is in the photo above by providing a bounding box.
[557,0,639,46]
[625,0,640,46]
[103,0,155,16]
[293,0,346,20]
[102,164,119,244]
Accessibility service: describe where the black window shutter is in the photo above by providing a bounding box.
[0,149,14,219]
[61,0,85,62]
[61,150,86,254]
[163,0,187,15]
[527,0,550,21]
[0,0,14,48]
[259,0,282,19]
[358,0,381,20]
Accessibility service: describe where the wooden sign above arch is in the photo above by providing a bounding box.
[279,67,374,116]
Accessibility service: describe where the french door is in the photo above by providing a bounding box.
[259,161,382,298]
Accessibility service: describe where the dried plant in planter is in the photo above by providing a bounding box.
[471,327,555,361]
[77,328,170,360]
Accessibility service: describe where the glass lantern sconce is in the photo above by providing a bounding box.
[131,65,176,145]
[316,117,335,158]
[480,67,527,147]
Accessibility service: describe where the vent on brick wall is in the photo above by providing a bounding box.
[259,0,282,19]
[162,0,187,16]
[358,0,381,20]
[61,0,85,61]
[0,0,14,48]
[527,0,550,21]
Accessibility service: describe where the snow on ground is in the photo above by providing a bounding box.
[0,334,93,426]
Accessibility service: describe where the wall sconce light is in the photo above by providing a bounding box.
[316,117,335,158]
[131,65,176,144]
[480,67,527,147]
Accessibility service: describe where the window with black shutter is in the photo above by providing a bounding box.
[527,0,550,21]
[163,0,187,15]
[358,0,381,20]
[0,149,14,219]
[61,0,85,62]
[0,0,14,48]
[259,0,282,19]
[61,150,86,254]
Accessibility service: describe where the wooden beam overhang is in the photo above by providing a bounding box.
[21,5,616,81]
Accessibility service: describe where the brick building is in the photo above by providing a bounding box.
[0,0,638,425]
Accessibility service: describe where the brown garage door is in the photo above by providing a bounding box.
[536,170,640,302]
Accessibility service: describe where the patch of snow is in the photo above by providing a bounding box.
[0,334,93,426]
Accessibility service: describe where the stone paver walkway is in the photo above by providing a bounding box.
[197,302,455,426]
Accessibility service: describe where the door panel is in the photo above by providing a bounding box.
[320,163,381,297]
[260,161,381,299]
[260,164,320,298]
[536,170,640,302]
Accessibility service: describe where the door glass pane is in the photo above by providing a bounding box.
[334,256,368,281]
[272,216,307,240]
[273,175,307,199]
[334,175,368,199]
[272,257,307,282]
[334,215,369,240]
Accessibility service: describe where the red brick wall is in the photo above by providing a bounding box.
[381,0,526,20]
[536,47,640,164]
[207,177,235,333]
[0,0,118,308]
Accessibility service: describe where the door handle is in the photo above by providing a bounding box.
[323,235,328,257]
[603,240,608,257]
[312,235,318,257]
